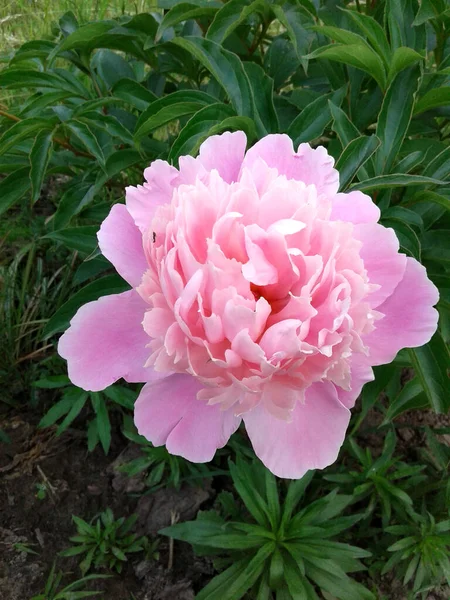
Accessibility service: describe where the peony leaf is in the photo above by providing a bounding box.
[414,87,450,115]
[157,3,218,41]
[336,135,380,190]
[408,332,450,413]
[206,0,266,45]
[171,36,256,120]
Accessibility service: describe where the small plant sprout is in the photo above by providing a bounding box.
[60,509,151,575]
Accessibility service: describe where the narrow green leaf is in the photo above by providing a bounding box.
[342,8,391,67]
[350,174,445,192]
[43,226,98,254]
[410,190,450,212]
[287,87,346,146]
[56,390,89,435]
[414,87,450,115]
[306,44,387,91]
[93,396,111,455]
[243,62,278,135]
[38,390,77,428]
[112,78,157,111]
[336,135,380,190]
[171,37,255,119]
[409,332,450,413]
[375,66,420,173]
[0,167,31,216]
[387,47,423,84]
[67,120,105,166]
[157,3,218,40]
[30,130,54,204]
[311,25,367,46]
[135,102,209,141]
[206,0,266,44]
[384,379,428,422]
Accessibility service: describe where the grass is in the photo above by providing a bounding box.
[0,0,156,53]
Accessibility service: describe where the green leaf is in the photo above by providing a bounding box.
[55,389,89,435]
[243,62,278,135]
[287,87,346,146]
[375,66,420,174]
[281,471,314,530]
[30,130,54,204]
[157,3,218,41]
[382,219,422,259]
[414,86,450,115]
[43,275,128,338]
[57,21,116,52]
[423,146,450,180]
[229,460,271,529]
[412,0,436,25]
[0,167,31,216]
[171,37,255,119]
[206,0,266,44]
[33,375,70,389]
[0,118,55,157]
[0,69,88,96]
[350,174,446,192]
[197,543,274,600]
[103,385,136,410]
[112,78,157,111]
[336,135,380,190]
[168,103,236,164]
[43,226,98,254]
[311,25,367,46]
[409,332,450,413]
[384,378,428,422]
[271,3,314,65]
[387,47,423,84]
[91,49,136,90]
[410,190,450,212]
[342,9,391,68]
[134,90,216,141]
[306,44,387,91]
[67,120,105,166]
[329,102,361,146]
[38,389,79,428]
[92,395,111,455]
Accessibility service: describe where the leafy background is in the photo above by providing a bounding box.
[0,0,449,599]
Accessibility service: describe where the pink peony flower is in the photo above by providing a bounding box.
[59,132,439,478]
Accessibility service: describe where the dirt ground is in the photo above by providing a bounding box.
[0,408,214,600]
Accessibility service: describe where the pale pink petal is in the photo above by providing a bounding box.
[330,191,380,224]
[354,222,407,308]
[365,257,439,366]
[335,354,374,409]
[242,134,339,197]
[126,160,178,232]
[198,131,247,183]
[58,290,163,391]
[97,204,147,287]
[134,374,241,462]
[243,381,350,478]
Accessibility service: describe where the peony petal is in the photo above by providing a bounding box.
[242,134,339,197]
[244,381,350,478]
[335,354,374,409]
[354,222,407,308]
[198,131,247,183]
[126,160,178,232]
[134,374,241,462]
[365,257,439,366]
[58,290,159,391]
[330,191,380,224]
[97,204,147,287]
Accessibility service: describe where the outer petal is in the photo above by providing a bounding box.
[197,131,247,183]
[365,257,439,366]
[354,222,407,308]
[135,374,242,462]
[125,159,178,232]
[58,290,155,391]
[335,354,374,409]
[97,204,147,287]
[330,191,380,224]
[243,381,350,478]
[241,134,339,197]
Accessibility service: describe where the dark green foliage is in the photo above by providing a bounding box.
[60,509,151,575]
[162,459,374,600]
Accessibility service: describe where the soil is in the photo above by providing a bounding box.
[0,408,213,600]
[1,398,449,600]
